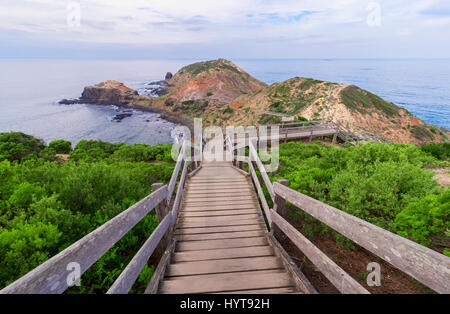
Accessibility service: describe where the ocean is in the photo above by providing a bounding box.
[0,58,448,145]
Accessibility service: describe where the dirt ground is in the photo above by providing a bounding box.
[433,167,450,188]
[278,216,432,294]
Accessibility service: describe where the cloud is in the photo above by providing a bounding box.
[0,0,449,58]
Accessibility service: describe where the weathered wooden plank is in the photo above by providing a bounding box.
[267,233,317,294]
[248,159,271,226]
[172,246,274,262]
[144,239,176,294]
[183,204,257,212]
[167,256,283,277]
[175,224,266,235]
[177,237,267,251]
[176,230,265,241]
[107,213,172,294]
[186,187,253,193]
[0,185,168,294]
[184,194,254,202]
[188,182,248,187]
[183,198,256,206]
[180,209,258,217]
[185,191,253,198]
[179,213,260,223]
[273,182,450,294]
[270,209,369,294]
[159,270,293,294]
[178,218,263,229]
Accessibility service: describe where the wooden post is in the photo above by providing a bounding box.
[152,183,170,250]
[309,130,313,142]
[271,179,289,243]
[332,132,337,145]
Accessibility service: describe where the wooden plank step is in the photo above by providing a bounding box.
[166,256,283,277]
[175,230,265,241]
[184,194,253,201]
[190,177,246,181]
[183,199,256,206]
[174,224,266,235]
[186,188,253,194]
[187,183,250,188]
[183,204,257,212]
[172,245,274,262]
[159,270,293,294]
[177,218,263,229]
[185,191,253,197]
[177,237,267,251]
[212,287,299,294]
[179,214,260,223]
[180,209,258,217]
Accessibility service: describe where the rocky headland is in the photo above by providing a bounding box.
[59,59,448,145]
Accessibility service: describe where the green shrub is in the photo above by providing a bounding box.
[271,141,445,251]
[0,132,46,162]
[420,143,450,161]
[395,190,449,249]
[49,140,72,154]
[0,133,175,291]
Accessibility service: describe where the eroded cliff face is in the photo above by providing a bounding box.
[80,80,140,106]
[61,60,448,145]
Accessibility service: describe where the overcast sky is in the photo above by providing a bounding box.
[1,0,449,59]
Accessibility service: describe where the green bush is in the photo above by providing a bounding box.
[271,141,448,253]
[48,140,72,154]
[0,132,46,162]
[395,190,449,250]
[420,143,450,161]
[0,133,175,292]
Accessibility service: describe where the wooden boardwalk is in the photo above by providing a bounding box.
[158,158,300,294]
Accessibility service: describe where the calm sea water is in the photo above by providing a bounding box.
[0,59,448,145]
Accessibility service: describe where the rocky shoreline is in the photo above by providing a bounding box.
[58,73,194,131]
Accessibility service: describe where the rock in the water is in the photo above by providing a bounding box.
[112,113,132,122]
[165,72,173,80]
[59,98,82,105]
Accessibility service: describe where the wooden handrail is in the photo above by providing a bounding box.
[273,182,450,294]
[249,141,274,200]
[248,160,271,226]
[0,185,168,294]
[166,141,187,204]
[171,160,189,227]
[270,209,369,294]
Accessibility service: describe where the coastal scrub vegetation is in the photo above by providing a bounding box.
[267,141,449,256]
[340,85,400,117]
[0,132,174,292]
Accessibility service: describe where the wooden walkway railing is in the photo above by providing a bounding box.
[229,136,449,294]
[1,128,448,294]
